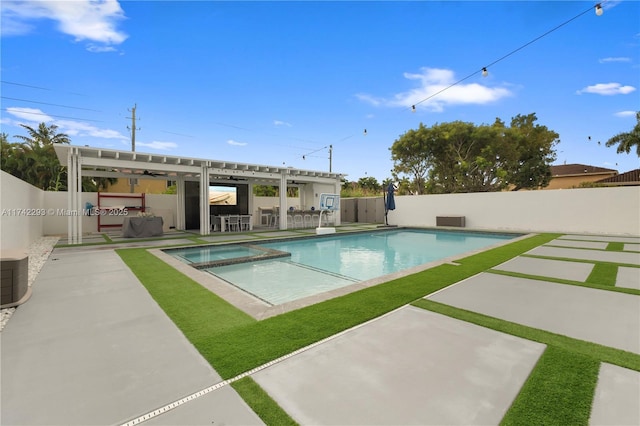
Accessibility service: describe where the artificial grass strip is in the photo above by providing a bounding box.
[231,377,298,426]
[586,263,619,286]
[412,299,638,425]
[522,254,639,269]
[411,299,640,371]
[119,233,560,379]
[500,347,600,426]
[487,269,640,296]
[607,241,625,251]
[117,247,256,341]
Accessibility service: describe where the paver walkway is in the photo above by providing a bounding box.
[590,363,640,426]
[2,232,638,425]
[428,272,640,354]
[252,305,545,425]
[0,249,262,426]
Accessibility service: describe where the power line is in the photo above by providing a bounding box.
[1,80,88,96]
[159,130,196,138]
[0,108,103,123]
[1,96,102,112]
[1,80,51,91]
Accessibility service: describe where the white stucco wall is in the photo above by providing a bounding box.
[387,187,640,236]
[0,171,45,251]
[2,169,638,251]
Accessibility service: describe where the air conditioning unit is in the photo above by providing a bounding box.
[1,251,29,308]
[436,216,466,227]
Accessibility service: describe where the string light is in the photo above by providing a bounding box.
[411,105,416,112]
[595,4,603,16]
[363,129,367,135]
[408,1,606,113]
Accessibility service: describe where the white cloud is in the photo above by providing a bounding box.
[86,43,118,53]
[4,107,128,141]
[577,83,637,96]
[273,120,292,127]
[614,111,637,117]
[227,139,247,146]
[1,0,127,47]
[136,141,178,151]
[598,57,631,63]
[357,67,512,112]
[56,120,128,140]
[5,106,53,123]
[0,11,34,36]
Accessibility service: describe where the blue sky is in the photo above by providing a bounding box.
[1,1,639,182]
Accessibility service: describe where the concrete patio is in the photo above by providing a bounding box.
[1,232,638,425]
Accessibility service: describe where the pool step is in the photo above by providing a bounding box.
[192,245,291,269]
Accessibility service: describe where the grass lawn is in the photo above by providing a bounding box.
[117,232,639,425]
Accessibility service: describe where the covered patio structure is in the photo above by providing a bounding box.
[53,144,343,244]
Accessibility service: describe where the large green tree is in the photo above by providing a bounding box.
[390,113,558,193]
[605,111,640,157]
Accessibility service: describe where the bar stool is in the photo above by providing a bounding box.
[303,214,312,228]
[270,213,279,227]
[270,207,280,227]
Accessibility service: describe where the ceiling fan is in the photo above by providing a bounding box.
[141,170,166,177]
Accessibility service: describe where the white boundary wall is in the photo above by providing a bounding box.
[2,169,638,251]
[387,187,640,236]
[0,171,45,251]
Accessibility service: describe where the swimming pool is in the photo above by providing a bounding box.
[165,229,518,306]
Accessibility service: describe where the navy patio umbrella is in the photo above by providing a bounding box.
[384,183,395,225]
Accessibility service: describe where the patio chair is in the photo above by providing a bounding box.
[227,215,240,232]
[240,215,251,231]
[293,214,304,228]
[212,215,222,232]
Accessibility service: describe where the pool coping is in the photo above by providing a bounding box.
[149,228,535,320]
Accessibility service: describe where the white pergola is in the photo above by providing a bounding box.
[53,144,344,244]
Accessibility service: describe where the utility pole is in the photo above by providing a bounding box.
[329,145,333,172]
[127,104,137,152]
[127,104,139,193]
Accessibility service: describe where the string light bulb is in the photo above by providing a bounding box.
[363,129,367,136]
[595,4,603,16]
[482,67,488,77]
[411,105,416,113]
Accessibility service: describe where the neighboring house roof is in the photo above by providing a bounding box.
[550,163,618,177]
[595,169,640,186]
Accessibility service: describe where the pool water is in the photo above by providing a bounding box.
[165,229,517,305]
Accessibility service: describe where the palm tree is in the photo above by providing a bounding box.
[9,123,70,190]
[7,123,118,191]
[605,111,640,157]
[1,133,28,180]
[14,122,71,147]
